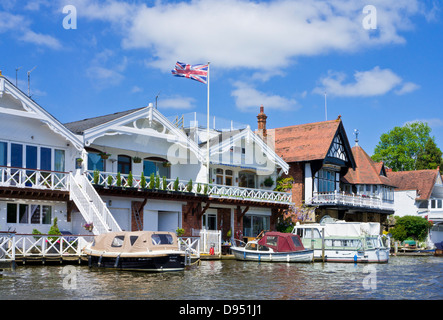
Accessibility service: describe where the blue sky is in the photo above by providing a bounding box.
[1,0,442,156]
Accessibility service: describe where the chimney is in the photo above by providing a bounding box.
[257,104,267,139]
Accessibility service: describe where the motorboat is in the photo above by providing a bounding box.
[292,218,390,263]
[230,231,313,262]
[84,231,190,272]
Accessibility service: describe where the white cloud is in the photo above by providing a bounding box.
[63,0,427,72]
[395,82,420,95]
[19,30,62,50]
[406,118,443,128]
[313,66,418,97]
[157,96,196,110]
[231,81,297,112]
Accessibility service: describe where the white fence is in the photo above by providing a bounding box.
[0,166,69,190]
[192,229,222,255]
[311,191,394,210]
[86,170,292,204]
[0,232,93,264]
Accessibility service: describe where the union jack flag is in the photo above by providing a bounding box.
[171,61,208,84]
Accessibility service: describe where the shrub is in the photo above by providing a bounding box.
[389,215,433,242]
[127,171,133,187]
[149,173,155,189]
[116,172,122,187]
[174,177,179,191]
[186,179,193,192]
[140,172,146,189]
[162,176,167,190]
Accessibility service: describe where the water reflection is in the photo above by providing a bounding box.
[0,256,441,300]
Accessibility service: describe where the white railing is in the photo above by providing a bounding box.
[192,229,222,255]
[69,173,121,235]
[310,191,394,210]
[178,236,200,264]
[0,166,69,190]
[85,170,292,204]
[0,232,93,262]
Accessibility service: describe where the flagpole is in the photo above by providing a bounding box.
[206,62,211,184]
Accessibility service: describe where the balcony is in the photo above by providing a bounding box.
[310,191,394,211]
[85,170,292,205]
[0,166,69,191]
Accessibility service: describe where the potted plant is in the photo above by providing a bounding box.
[127,171,133,188]
[140,172,146,189]
[263,176,274,188]
[162,161,171,168]
[162,176,167,191]
[176,228,185,237]
[155,175,160,189]
[133,156,142,163]
[173,177,179,192]
[149,173,155,189]
[186,179,193,193]
[106,175,113,187]
[99,152,111,160]
[75,157,83,169]
[197,183,202,194]
[83,222,94,232]
[116,172,122,188]
[93,169,100,185]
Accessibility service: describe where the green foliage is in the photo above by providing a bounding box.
[263,176,274,187]
[48,217,61,242]
[197,183,202,193]
[371,122,437,171]
[276,216,295,233]
[176,228,185,237]
[155,175,160,189]
[107,175,113,187]
[389,215,433,242]
[186,179,193,192]
[274,176,294,192]
[93,169,100,185]
[140,172,146,189]
[116,172,122,187]
[149,173,155,189]
[203,184,208,195]
[127,171,133,187]
[162,176,167,190]
[416,137,443,172]
[173,177,179,191]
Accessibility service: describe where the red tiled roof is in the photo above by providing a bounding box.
[387,168,440,200]
[271,119,342,162]
[342,145,395,186]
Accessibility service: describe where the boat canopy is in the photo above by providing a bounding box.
[257,232,306,252]
[323,221,381,237]
[90,231,180,253]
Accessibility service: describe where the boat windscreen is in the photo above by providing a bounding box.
[152,234,174,245]
[291,236,302,248]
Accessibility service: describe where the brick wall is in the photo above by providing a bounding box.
[288,162,305,207]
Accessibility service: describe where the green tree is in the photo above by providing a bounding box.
[389,216,433,242]
[416,137,443,172]
[371,122,433,171]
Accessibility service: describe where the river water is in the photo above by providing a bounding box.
[0,256,442,301]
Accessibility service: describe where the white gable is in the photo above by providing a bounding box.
[0,76,83,150]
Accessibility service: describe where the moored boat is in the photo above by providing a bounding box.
[84,231,188,272]
[292,218,390,263]
[231,231,314,262]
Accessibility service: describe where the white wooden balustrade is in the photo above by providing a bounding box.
[85,170,292,204]
[310,191,394,210]
[0,166,69,190]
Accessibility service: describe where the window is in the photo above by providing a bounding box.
[88,153,104,171]
[291,236,302,248]
[130,236,138,246]
[0,141,6,166]
[327,135,348,161]
[225,170,233,186]
[25,146,37,169]
[239,171,256,188]
[54,149,65,172]
[143,159,170,179]
[6,203,52,225]
[11,143,23,168]
[40,147,52,171]
[316,169,338,192]
[118,155,132,174]
[243,215,270,237]
[266,236,278,247]
[151,234,173,245]
[111,236,125,247]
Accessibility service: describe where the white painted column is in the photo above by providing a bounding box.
[304,163,313,204]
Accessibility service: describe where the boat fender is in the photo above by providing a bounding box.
[209,246,215,255]
[114,255,120,268]
[353,254,358,263]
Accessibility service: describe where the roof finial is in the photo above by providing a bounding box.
[354,129,359,146]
